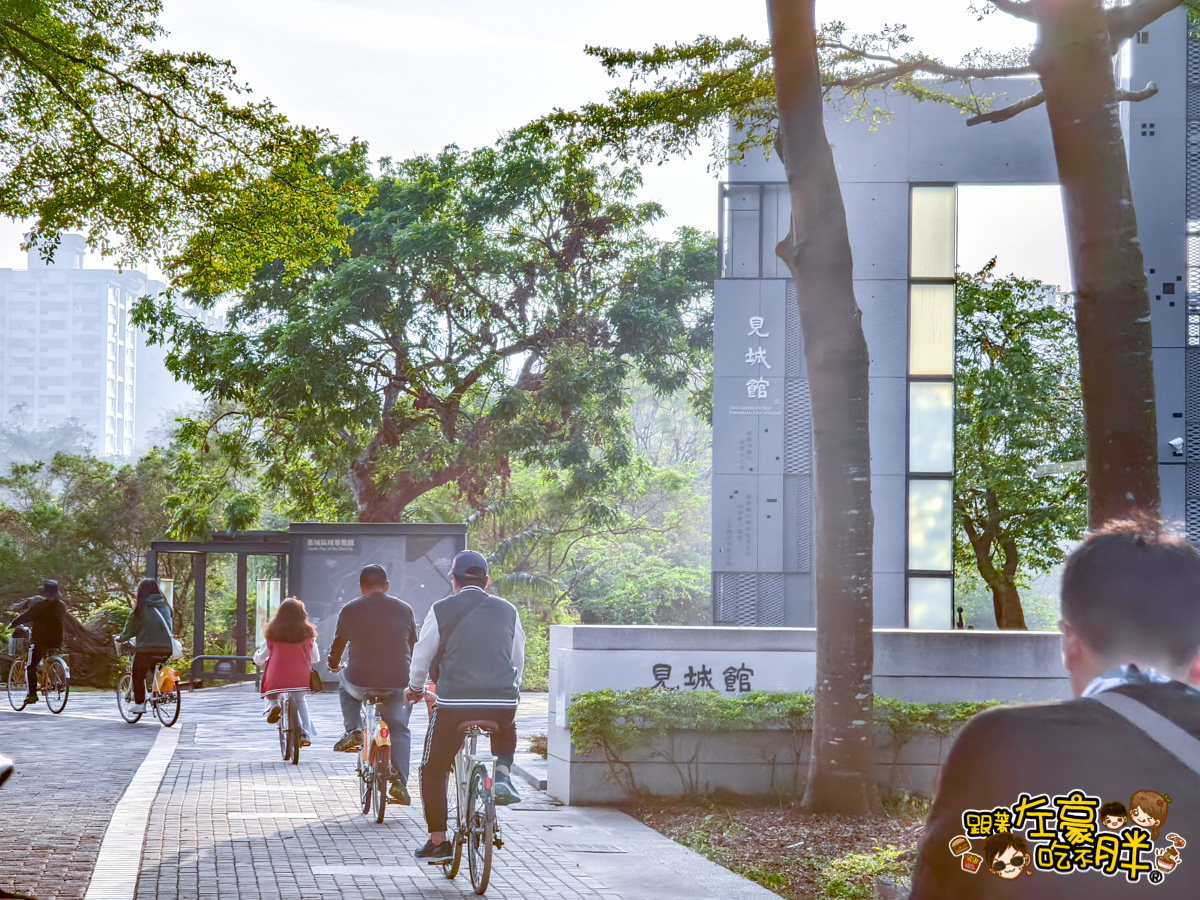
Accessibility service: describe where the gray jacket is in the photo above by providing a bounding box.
[408,587,525,707]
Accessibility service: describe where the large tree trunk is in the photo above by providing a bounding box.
[767,0,878,814]
[1033,0,1160,525]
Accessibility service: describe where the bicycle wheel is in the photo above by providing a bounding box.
[277,699,290,760]
[6,661,27,711]
[373,749,387,824]
[43,658,68,714]
[358,756,372,815]
[154,680,180,727]
[288,701,300,765]
[116,673,142,723]
[442,759,463,879]
[466,764,494,894]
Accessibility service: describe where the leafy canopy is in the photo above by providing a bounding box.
[954,262,1086,599]
[137,133,714,521]
[0,0,369,290]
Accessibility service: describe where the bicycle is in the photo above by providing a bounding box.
[6,637,69,714]
[114,641,181,727]
[276,691,304,766]
[442,719,505,895]
[354,691,396,824]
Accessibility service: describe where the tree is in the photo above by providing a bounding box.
[0,405,93,470]
[954,262,1086,629]
[140,135,714,522]
[0,0,368,291]
[765,0,878,815]
[544,1,882,813]
[0,449,173,609]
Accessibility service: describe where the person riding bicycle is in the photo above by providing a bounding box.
[116,578,175,714]
[326,563,417,805]
[254,597,320,746]
[405,550,526,864]
[9,580,68,706]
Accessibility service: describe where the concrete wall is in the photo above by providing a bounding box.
[547,625,1070,804]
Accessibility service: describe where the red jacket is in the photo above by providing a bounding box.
[260,638,314,695]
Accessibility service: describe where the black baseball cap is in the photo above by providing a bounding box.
[41,580,59,596]
[450,550,489,579]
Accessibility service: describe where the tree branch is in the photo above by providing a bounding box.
[1108,0,1181,47]
[987,0,1038,22]
[967,90,1045,126]
[1116,82,1159,104]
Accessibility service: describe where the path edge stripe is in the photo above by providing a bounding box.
[82,725,180,900]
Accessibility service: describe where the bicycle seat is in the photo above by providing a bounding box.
[458,719,500,734]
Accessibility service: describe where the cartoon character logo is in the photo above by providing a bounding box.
[1100,800,1128,830]
[983,832,1031,880]
[1130,790,1172,841]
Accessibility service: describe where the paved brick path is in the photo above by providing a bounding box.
[0,698,157,900]
[137,686,618,900]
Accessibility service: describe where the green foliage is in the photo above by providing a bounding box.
[955,263,1086,626]
[141,133,714,523]
[567,688,1001,758]
[0,0,368,291]
[540,24,1024,170]
[0,409,93,471]
[0,449,175,612]
[819,846,910,900]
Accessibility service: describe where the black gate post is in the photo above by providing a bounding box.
[236,553,248,657]
[192,554,206,662]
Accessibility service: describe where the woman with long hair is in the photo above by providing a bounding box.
[116,578,176,713]
[253,597,319,744]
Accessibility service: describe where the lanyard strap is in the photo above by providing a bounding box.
[1093,691,1200,777]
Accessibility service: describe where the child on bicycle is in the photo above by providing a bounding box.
[254,597,319,745]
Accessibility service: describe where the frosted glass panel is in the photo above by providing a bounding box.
[911,186,956,279]
[909,479,953,571]
[909,577,952,630]
[909,382,954,473]
[909,284,955,375]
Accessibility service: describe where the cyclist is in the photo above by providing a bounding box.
[326,564,417,805]
[9,580,68,706]
[405,550,525,864]
[253,597,320,746]
[116,578,175,714]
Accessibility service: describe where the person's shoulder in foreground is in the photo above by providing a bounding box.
[910,517,1200,899]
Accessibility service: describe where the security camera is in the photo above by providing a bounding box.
[1169,437,1185,457]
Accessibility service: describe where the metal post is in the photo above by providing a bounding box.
[145,550,157,580]
[236,553,248,657]
[192,554,206,662]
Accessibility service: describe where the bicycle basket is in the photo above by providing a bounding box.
[7,635,28,657]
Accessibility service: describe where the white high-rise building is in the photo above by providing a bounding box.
[0,234,214,457]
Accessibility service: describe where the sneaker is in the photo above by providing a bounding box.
[300,734,311,748]
[23,694,37,705]
[388,779,411,805]
[127,702,146,714]
[415,839,453,864]
[493,771,521,806]
[332,730,363,752]
[266,706,281,725]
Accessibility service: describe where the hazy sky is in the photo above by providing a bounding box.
[0,0,1068,284]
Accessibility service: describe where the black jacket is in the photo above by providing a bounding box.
[910,681,1200,899]
[11,597,68,649]
[326,592,416,688]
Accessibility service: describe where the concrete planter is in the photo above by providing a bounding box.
[553,722,956,805]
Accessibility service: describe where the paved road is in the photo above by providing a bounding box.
[0,698,157,900]
[0,684,776,900]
